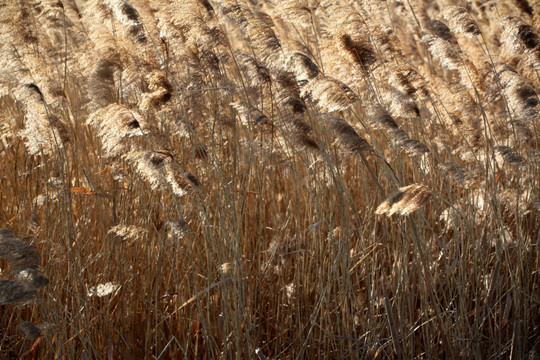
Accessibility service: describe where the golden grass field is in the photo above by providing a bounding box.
[1,0,539,358]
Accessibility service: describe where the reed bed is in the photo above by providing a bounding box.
[1,0,539,358]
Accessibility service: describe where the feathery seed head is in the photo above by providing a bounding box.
[494,146,525,167]
[287,51,320,81]
[376,184,431,216]
[87,104,147,157]
[320,114,372,154]
[442,6,481,38]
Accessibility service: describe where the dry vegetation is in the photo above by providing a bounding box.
[1,0,540,358]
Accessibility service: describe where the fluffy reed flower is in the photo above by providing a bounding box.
[419,67,484,150]
[512,0,534,16]
[216,0,249,25]
[159,0,228,64]
[369,106,399,131]
[109,224,147,241]
[422,20,461,71]
[167,219,192,239]
[14,83,69,157]
[425,19,456,43]
[494,145,525,167]
[104,0,147,43]
[286,51,320,81]
[0,121,13,144]
[231,102,271,127]
[439,162,476,186]
[439,198,487,233]
[319,114,372,153]
[509,119,533,140]
[87,282,120,297]
[498,188,531,214]
[237,52,272,88]
[219,262,234,275]
[300,75,357,112]
[422,18,482,92]
[336,31,377,71]
[500,17,540,69]
[369,106,429,156]
[0,2,37,47]
[127,150,200,196]
[127,150,173,189]
[166,170,200,197]
[387,65,429,100]
[501,17,539,53]
[87,104,147,157]
[279,120,319,151]
[1,280,37,306]
[139,70,174,111]
[491,63,539,124]
[270,70,320,151]
[89,51,123,109]
[441,6,481,38]
[274,0,312,29]
[322,2,378,71]
[18,106,67,157]
[376,184,431,216]
[272,69,304,106]
[390,129,430,156]
[242,11,283,66]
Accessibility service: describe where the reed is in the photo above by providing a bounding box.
[1,0,539,358]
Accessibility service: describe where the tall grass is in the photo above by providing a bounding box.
[1,0,539,358]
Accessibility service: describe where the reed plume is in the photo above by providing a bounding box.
[376,184,431,216]
[127,150,200,196]
[319,114,372,154]
[500,16,540,69]
[105,0,147,44]
[87,104,147,157]
[441,6,481,38]
[369,106,429,156]
[2,1,539,358]
[274,0,312,29]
